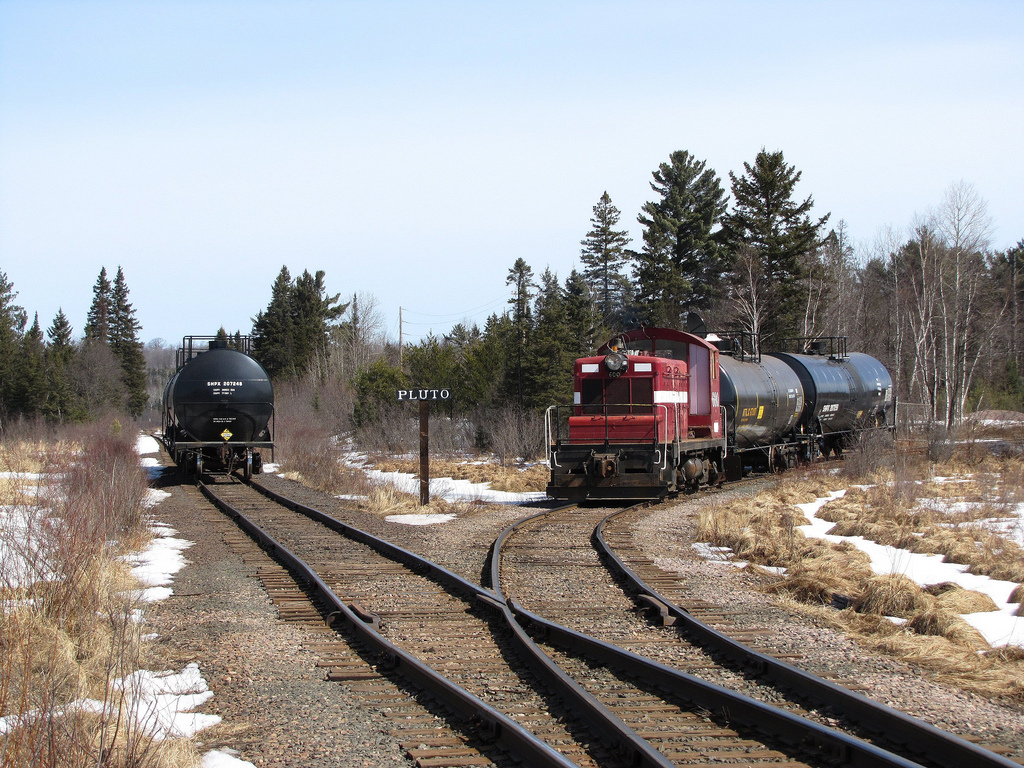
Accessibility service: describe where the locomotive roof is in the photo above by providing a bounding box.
[596,327,717,359]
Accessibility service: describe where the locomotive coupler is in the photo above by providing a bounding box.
[588,453,619,478]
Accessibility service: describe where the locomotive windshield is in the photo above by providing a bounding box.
[581,377,653,415]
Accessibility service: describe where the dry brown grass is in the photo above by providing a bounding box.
[852,573,933,618]
[370,456,547,493]
[930,584,999,613]
[907,607,990,649]
[768,545,872,604]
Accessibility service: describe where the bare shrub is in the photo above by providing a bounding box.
[0,423,190,766]
[1009,584,1023,603]
[354,409,417,454]
[477,407,544,466]
[841,429,896,480]
[926,425,956,463]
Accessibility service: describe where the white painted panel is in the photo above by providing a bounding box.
[654,390,685,404]
[581,364,600,373]
[633,362,652,372]
[574,391,581,405]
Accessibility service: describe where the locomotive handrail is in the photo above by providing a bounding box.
[544,405,560,467]
[654,403,669,471]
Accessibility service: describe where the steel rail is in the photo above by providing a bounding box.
[594,506,1021,768]
[243,480,677,768]
[492,505,940,768]
[197,479,577,768]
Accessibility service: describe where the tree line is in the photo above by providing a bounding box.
[3,145,1019,440]
[0,267,147,426]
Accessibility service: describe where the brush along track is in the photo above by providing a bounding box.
[494,502,1019,768]
[198,474,672,768]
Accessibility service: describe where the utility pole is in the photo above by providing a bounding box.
[399,306,403,364]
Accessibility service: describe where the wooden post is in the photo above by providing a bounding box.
[419,399,429,505]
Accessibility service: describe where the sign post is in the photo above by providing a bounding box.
[396,388,452,505]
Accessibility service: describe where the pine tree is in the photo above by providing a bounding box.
[85,267,113,343]
[721,149,829,344]
[252,266,296,378]
[633,150,728,328]
[580,192,632,328]
[109,267,148,416]
[44,309,79,421]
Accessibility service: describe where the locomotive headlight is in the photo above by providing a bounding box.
[604,351,628,378]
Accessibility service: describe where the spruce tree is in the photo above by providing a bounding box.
[633,150,728,328]
[252,266,296,378]
[290,269,346,379]
[0,271,26,420]
[721,149,829,344]
[85,267,113,343]
[16,314,46,416]
[564,269,599,358]
[109,267,148,416]
[44,309,78,421]
[525,269,574,408]
[505,258,536,408]
[580,192,632,328]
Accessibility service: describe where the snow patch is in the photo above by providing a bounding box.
[385,513,456,526]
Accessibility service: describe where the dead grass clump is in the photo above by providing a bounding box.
[932,585,999,614]
[363,482,419,514]
[845,611,905,637]
[769,546,872,605]
[697,496,814,567]
[986,645,1024,663]
[853,573,932,618]
[907,607,989,649]
[1010,584,1023,603]
[826,519,920,550]
[814,491,870,523]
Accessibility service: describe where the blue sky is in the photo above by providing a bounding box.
[1,1,1021,346]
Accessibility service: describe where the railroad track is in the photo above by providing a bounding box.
[493,502,1021,768]
[197,474,690,767]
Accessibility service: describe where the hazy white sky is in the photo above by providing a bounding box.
[1,1,1021,346]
